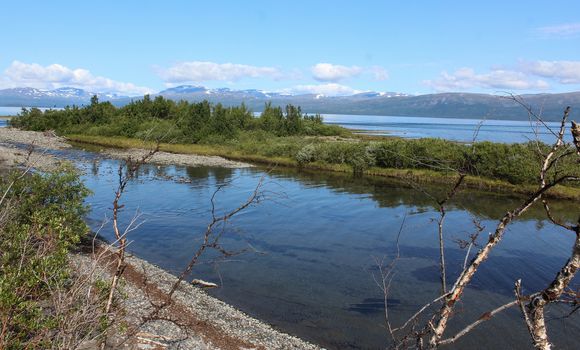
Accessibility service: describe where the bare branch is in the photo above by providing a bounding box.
[438,299,519,345]
[101,143,160,349]
[372,213,407,341]
[146,174,268,319]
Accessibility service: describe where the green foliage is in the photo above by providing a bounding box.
[467,142,542,184]
[370,138,467,171]
[12,96,344,143]
[312,142,375,173]
[291,136,579,184]
[12,95,578,184]
[0,166,90,348]
[296,144,318,165]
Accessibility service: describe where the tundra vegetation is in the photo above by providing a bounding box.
[10,95,580,198]
[2,96,580,349]
[0,145,267,349]
[0,163,98,349]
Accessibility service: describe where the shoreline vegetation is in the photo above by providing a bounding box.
[2,97,579,348]
[6,95,580,200]
[65,133,580,200]
[0,129,320,349]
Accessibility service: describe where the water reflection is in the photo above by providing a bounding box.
[15,144,580,349]
[265,167,578,222]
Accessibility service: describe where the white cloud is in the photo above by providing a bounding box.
[284,83,362,96]
[370,66,389,81]
[537,23,580,36]
[159,61,282,83]
[521,60,580,84]
[2,61,151,95]
[311,63,363,82]
[424,67,550,92]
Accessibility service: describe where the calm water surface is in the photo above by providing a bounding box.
[323,114,569,144]
[0,107,23,116]
[0,106,63,116]
[44,145,578,350]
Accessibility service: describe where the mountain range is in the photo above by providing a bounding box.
[1,86,579,122]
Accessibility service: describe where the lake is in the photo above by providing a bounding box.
[2,105,568,144]
[323,114,569,144]
[0,106,24,116]
[0,106,63,116]
[43,145,579,349]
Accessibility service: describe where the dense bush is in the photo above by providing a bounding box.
[467,142,542,184]
[293,138,578,184]
[11,96,344,143]
[11,95,579,185]
[0,166,91,348]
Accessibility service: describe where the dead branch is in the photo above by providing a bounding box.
[386,105,578,349]
[372,213,407,341]
[425,106,576,348]
[436,173,466,294]
[438,299,519,345]
[146,174,267,320]
[519,222,580,350]
[458,218,484,271]
[101,144,159,349]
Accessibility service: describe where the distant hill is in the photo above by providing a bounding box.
[0,87,127,108]
[2,85,579,121]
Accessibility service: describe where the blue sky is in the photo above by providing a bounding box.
[1,0,580,96]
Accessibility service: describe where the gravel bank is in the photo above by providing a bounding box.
[102,148,252,169]
[0,127,71,149]
[0,127,71,171]
[72,245,321,350]
[2,128,313,348]
[0,127,252,170]
[0,144,65,172]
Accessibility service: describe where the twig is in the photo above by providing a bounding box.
[438,299,520,345]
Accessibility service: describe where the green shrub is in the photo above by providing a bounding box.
[134,119,185,142]
[296,144,318,165]
[468,142,541,184]
[0,166,90,348]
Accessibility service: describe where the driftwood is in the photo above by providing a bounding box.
[190,279,219,288]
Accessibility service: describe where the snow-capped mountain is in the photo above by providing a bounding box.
[0,87,128,107]
[159,86,281,99]
[2,85,580,121]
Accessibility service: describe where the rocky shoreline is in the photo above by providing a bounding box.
[73,244,321,350]
[1,126,320,350]
[0,127,71,171]
[0,127,252,171]
[101,148,252,169]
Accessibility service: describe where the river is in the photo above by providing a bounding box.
[41,144,578,349]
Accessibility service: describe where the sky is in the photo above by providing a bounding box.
[1,0,580,96]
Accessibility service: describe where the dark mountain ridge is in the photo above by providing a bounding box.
[1,85,579,121]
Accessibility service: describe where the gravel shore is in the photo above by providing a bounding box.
[102,148,252,169]
[2,127,316,349]
[0,127,71,149]
[0,127,252,170]
[0,127,71,171]
[0,144,65,172]
[72,245,322,350]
